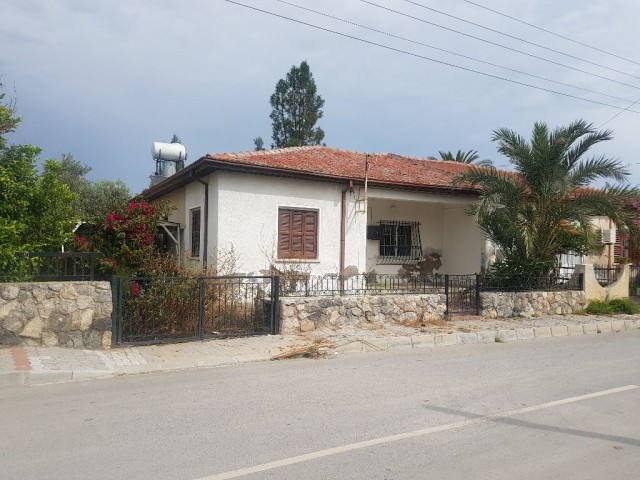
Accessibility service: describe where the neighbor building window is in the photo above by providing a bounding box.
[379,220,422,260]
[278,208,318,259]
[191,208,201,257]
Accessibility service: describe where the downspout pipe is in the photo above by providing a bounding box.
[340,182,353,291]
[196,178,209,272]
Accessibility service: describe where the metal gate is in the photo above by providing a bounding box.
[445,274,480,316]
[111,276,280,345]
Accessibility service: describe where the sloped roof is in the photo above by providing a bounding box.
[143,145,479,200]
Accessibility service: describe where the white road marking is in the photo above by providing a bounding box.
[196,385,639,480]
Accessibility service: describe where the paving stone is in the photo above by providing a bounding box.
[550,326,568,337]
[583,323,598,334]
[411,334,435,347]
[533,327,552,338]
[476,331,496,344]
[334,341,363,353]
[496,330,517,342]
[567,324,584,335]
[386,337,412,350]
[611,320,626,332]
[624,319,640,330]
[516,328,535,340]
[434,333,457,346]
[597,321,612,333]
[456,333,479,345]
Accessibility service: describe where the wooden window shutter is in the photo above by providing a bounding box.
[278,208,317,259]
[278,210,292,258]
[303,211,317,258]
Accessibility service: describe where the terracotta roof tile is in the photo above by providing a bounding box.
[203,146,476,192]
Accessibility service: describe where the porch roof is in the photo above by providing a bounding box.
[143,146,480,200]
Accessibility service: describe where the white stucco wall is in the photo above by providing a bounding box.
[214,171,367,275]
[441,205,484,274]
[365,189,481,275]
[366,198,443,275]
[182,181,208,269]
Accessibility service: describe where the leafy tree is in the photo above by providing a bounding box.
[170,133,181,144]
[454,120,640,276]
[253,136,265,151]
[439,149,493,166]
[264,61,325,148]
[56,153,132,220]
[80,179,132,220]
[58,153,91,193]
[0,145,76,272]
[0,80,20,147]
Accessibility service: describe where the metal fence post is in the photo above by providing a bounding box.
[271,276,280,335]
[110,276,118,347]
[475,273,481,315]
[444,274,449,316]
[198,278,205,340]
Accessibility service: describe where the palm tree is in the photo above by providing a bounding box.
[439,149,493,166]
[454,120,640,275]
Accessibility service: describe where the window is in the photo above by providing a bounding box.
[278,208,318,259]
[379,220,422,261]
[191,208,201,257]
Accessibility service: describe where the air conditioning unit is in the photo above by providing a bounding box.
[601,229,616,245]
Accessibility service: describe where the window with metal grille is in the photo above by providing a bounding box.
[278,208,318,259]
[190,208,201,257]
[378,220,422,263]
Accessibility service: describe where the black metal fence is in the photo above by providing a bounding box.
[479,272,584,292]
[593,267,620,287]
[111,275,280,345]
[445,274,479,315]
[0,252,102,282]
[278,273,444,296]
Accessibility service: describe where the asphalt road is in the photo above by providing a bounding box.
[1,331,639,480]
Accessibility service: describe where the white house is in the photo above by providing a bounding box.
[143,146,488,277]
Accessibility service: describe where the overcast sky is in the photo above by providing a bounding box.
[2,0,639,194]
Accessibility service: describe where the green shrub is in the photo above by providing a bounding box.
[585,300,612,315]
[608,298,640,314]
[585,298,639,315]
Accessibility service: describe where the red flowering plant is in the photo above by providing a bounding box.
[79,199,177,277]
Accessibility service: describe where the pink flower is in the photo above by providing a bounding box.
[130,281,141,297]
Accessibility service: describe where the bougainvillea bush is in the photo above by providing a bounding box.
[76,200,177,277]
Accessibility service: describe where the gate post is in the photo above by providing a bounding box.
[198,278,204,340]
[444,274,449,316]
[271,276,280,335]
[475,273,481,315]
[110,276,123,346]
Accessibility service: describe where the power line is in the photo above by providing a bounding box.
[224,0,640,115]
[399,0,640,81]
[274,0,634,104]
[599,97,640,127]
[360,1,640,92]
[460,0,640,67]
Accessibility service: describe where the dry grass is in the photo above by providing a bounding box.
[270,340,336,360]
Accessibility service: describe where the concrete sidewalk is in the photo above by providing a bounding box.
[2,314,639,387]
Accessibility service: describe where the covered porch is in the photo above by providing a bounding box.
[363,188,485,276]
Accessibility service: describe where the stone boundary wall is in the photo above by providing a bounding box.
[0,282,112,349]
[480,291,586,319]
[280,294,446,334]
[281,290,587,333]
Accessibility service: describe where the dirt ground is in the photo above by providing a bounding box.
[300,313,639,346]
